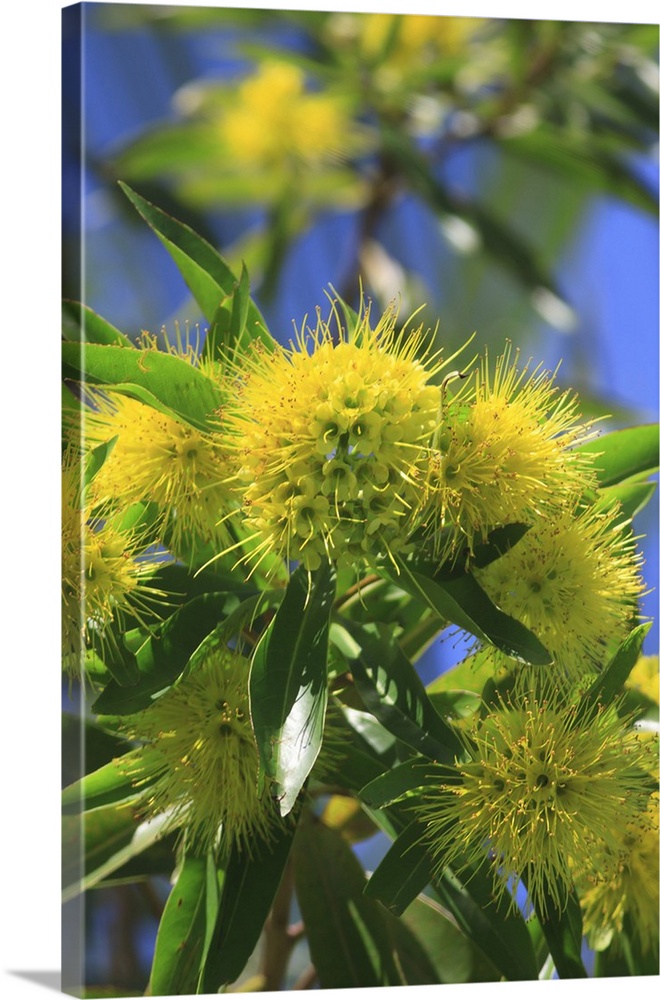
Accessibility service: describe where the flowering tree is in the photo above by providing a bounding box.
[61,6,659,995]
[63,182,658,993]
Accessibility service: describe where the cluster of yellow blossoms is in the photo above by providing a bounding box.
[65,297,654,954]
[221,61,355,171]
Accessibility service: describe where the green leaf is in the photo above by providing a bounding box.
[92,592,244,715]
[200,822,296,991]
[529,879,587,979]
[336,620,462,762]
[293,811,435,987]
[402,894,500,983]
[364,819,435,916]
[62,751,145,814]
[597,478,657,522]
[119,181,272,349]
[62,801,172,902]
[434,866,540,982]
[393,559,552,666]
[204,261,258,362]
[360,759,452,810]
[250,561,336,816]
[577,622,653,716]
[427,689,482,723]
[61,341,222,432]
[96,831,179,887]
[467,522,530,570]
[62,300,133,347]
[62,714,131,784]
[150,852,218,997]
[83,436,117,494]
[578,424,659,487]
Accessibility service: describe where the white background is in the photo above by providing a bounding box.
[0,0,657,997]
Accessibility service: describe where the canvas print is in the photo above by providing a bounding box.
[62,3,659,996]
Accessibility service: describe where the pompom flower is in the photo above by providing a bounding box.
[121,644,282,854]
[416,680,655,917]
[226,301,463,573]
[221,61,354,170]
[579,790,659,957]
[426,345,595,556]
[84,393,235,558]
[61,448,164,671]
[474,503,645,675]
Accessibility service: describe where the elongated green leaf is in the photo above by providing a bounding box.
[204,260,266,364]
[427,689,482,723]
[293,811,435,988]
[83,436,117,494]
[597,479,657,522]
[577,622,653,717]
[92,592,243,715]
[150,852,218,997]
[200,822,296,991]
[250,561,336,816]
[468,522,530,571]
[119,181,272,350]
[529,878,587,979]
[62,802,172,902]
[360,759,452,810]
[96,832,179,887]
[364,819,435,916]
[393,559,551,666]
[62,749,158,814]
[336,620,462,762]
[62,300,133,347]
[61,714,130,784]
[578,424,659,487]
[62,341,222,432]
[403,894,500,983]
[434,866,539,982]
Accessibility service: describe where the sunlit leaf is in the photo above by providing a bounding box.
[119,182,272,350]
[250,561,336,816]
[577,622,653,717]
[61,341,222,432]
[62,300,133,347]
[577,424,659,487]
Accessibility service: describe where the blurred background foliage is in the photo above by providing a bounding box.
[62,3,658,993]
[62,0,659,640]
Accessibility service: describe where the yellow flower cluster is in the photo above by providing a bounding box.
[580,790,659,957]
[122,644,282,854]
[417,679,656,917]
[426,346,595,557]
[61,447,164,670]
[225,303,449,572]
[222,61,351,170]
[85,393,234,558]
[474,504,645,674]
